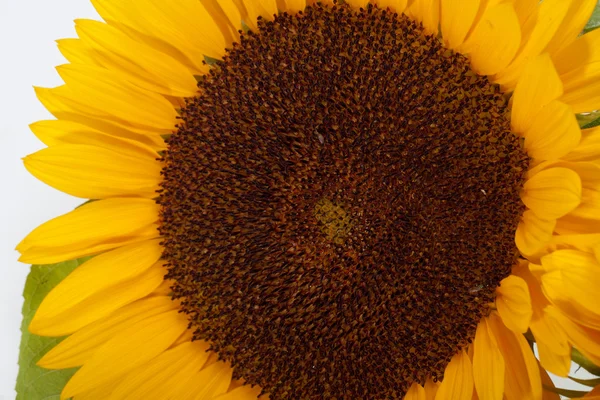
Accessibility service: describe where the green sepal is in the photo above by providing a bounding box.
[15,258,89,400]
[542,384,591,399]
[569,376,600,388]
[584,1,600,34]
[572,348,600,377]
[577,112,600,129]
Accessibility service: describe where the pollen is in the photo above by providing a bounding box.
[158,3,529,399]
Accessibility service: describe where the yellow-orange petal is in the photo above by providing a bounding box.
[425,378,440,400]
[435,350,473,400]
[544,0,597,56]
[488,313,542,400]
[55,64,178,131]
[91,0,227,62]
[213,385,264,400]
[405,382,426,400]
[492,0,572,90]
[515,210,556,258]
[536,341,571,378]
[523,100,580,160]
[375,0,409,13]
[199,0,242,45]
[521,167,581,220]
[405,0,441,36]
[29,119,166,151]
[23,141,161,199]
[546,306,600,367]
[29,241,163,336]
[541,250,600,316]
[38,295,177,369]
[496,275,532,333]
[241,0,278,31]
[511,54,563,134]
[473,318,504,400]
[74,19,200,97]
[552,24,600,76]
[61,309,187,399]
[17,198,160,264]
[56,38,102,67]
[564,127,600,163]
[440,0,480,50]
[459,3,521,76]
[109,341,211,399]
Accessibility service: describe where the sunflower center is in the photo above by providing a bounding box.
[158,3,529,399]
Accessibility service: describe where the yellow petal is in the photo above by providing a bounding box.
[425,378,441,400]
[30,241,163,336]
[241,0,278,31]
[75,19,199,97]
[17,198,160,264]
[109,341,211,399]
[552,24,600,76]
[513,264,572,372]
[73,380,120,400]
[61,309,187,399]
[544,0,597,56]
[564,127,600,163]
[541,250,600,316]
[38,295,177,369]
[488,313,542,400]
[55,64,177,131]
[511,0,537,25]
[515,210,556,258]
[460,3,521,76]
[536,341,571,378]
[212,385,264,400]
[495,275,532,333]
[555,215,600,235]
[523,100,580,161]
[56,38,102,67]
[560,78,600,114]
[545,306,600,367]
[473,318,504,400]
[346,0,370,8]
[511,54,563,134]
[493,0,572,90]
[23,142,161,199]
[541,269,600,332]
[539,363,561,400]
[91,0,226,61]
[374,0,409,13]
[435,350,473,400]
[521,167,581,220]
[405,382,426,400]
[405,0,441,36]
[192,362,235,400]
[199,0,242,45]
[29,119,166,151]
[440,0,480,50]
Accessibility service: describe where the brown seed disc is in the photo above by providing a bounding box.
[158,3,529,399]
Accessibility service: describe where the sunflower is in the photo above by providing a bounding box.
[16,0,600,398]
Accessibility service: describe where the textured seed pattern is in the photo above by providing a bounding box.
[158,3,529,399]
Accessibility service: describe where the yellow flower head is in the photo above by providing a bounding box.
[17,0,600,399]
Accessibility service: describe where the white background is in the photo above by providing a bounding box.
[0,0,596,399]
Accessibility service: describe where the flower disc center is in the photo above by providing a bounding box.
[158,3,529,399]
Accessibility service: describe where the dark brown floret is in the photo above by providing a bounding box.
[158,3,529,399]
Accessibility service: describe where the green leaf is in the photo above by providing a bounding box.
[15,258,89,400]
[572,347,600,376]
[584,1,600,34]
